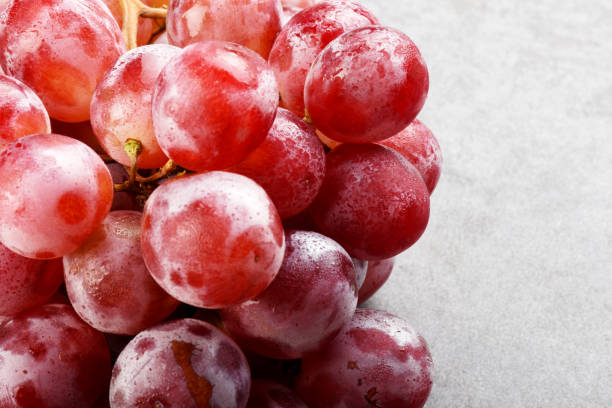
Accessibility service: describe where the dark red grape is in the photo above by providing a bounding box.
[358,257,395,303]
[221,230,357,359]
[305,26,429,143]
[296,308,433,408]
[309,143,430,260]
[247,379,308,408]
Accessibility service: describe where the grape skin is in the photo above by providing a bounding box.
[305,26,429,143]
[379,119,443,194]
[0,0,126,122]
[0,243,64,317]
[50,119,105,153]
[309,143,430,260]
[296,308,433,408]
[110,318,251,408]
[64,211,179,335]
[268,0,379,117]
[247,379,308,408]
[0,74,51,151]
[221,230,357,359]
[230,108,326,219]
[0,304,111,407]
[91,44,180,169]
[166,0,282,58]
[141,171,285,309]
[152,41,279,172]
[0,134,114,259]
[358,257,395,304]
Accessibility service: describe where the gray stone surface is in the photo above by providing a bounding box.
[357,1,612,406]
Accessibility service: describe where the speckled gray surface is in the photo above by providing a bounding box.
[357,1,612,406]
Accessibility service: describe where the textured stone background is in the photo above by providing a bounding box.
[357,1,612,406]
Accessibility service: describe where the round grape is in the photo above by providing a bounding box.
[110,318,250,408]
[296,308,433,408]
[0,0,126,122]
[0,134,114,259]
[141,171,285,308]
[221,230,357,359]
[152,41,279,171]
[305,26,429,143]
[309,143,430,260]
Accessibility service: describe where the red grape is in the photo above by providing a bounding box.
[0,0,126,122]
[296,308,433,408]
[0,74,51,151]
[379,119,442,194]
[221,230,357,359]
[358,257,395,303]
[230,108,326,219]
[166,0,283,58]
[110,318,250,408]
[0,243,63,317]
[268,0,379,117]
[100,0,155,46]
[64,211,179,335]
[91,44,180,169]
[309,143,430,260]
[141,171,285,308]
[0,134,114,259]
[152,41,279,171]
[50,119,105,153]
[247,379,308,408]
[351,257,367,289]
[305,26,429,143]
[0,304,111,407]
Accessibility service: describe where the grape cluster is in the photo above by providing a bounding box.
[0,0,442,406]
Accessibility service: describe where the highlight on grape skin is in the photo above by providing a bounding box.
[304,25,429,143]
[141,171,286,309]
[229,108,326,219]
[221,230,358,359]
[310,143,430,260]
[296,308,434,408]
[0,243,64,317]
[166,0,283,58]
[152,40,279,172]
[269,0,379,117]
[91,44,180,169]
[0,304,111,407]
[0,74,51,151]
[0,0,126,122]
[109,318,251,408]
[0,134,114,259]
[63,211,179,335]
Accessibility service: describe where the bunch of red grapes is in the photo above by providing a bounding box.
[0,0,442,406]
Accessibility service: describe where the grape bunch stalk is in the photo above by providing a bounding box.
[0,0,443,406]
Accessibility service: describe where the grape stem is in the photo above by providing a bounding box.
[117,0,168,49]
[114,138,142,192]
[135,160,176,183]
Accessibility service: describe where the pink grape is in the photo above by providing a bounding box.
[152,41,279,171]
[0,243,64,317]
[100,0,155,46]
[268,0,379,117]
[379,119,443,194]
[358,257,395,303]
[0,304,111,407]
[296,308,433,408]
[0,0,126,122]
[309,143,430,260]
[0,74,51,151]
[166,0,283,58]
[0,134,113,259]
[153,31,169,44]
[230,108,326,219]
[221,230,357,359]
[247,379,308,408]
[305,26,429,143]
[141,171,285,308]
[51,119,105,153]
[64,211,179,335]
[91,44,180,169]
[110,318,251,408]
